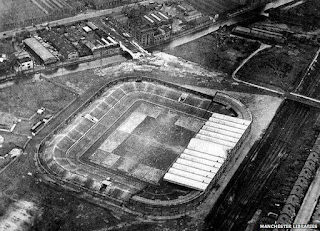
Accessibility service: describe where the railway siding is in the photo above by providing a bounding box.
[203,101,319,231]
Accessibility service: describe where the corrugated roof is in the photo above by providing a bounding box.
[164,113,251,191]
[157,11,169,20]
[188,138,228,157]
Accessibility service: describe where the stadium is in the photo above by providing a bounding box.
[35,77,252,218]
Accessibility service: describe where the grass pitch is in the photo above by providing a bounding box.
[87,101,204,184]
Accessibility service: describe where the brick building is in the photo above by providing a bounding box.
[115,4,172,47]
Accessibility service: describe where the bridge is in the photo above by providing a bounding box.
[119,41,151,59]
[285,92,320,109]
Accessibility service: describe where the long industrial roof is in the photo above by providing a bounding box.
[24,38,57,63]
[163,113,251,191]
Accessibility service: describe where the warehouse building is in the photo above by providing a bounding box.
[24,38,58,65]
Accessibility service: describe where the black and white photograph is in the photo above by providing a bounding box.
[0,0,319,230]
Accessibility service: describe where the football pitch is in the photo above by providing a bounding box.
[85,101,205,184]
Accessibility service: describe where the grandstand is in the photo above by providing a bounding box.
[164,113,251,191]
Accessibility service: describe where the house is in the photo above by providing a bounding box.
[15,52,34,72]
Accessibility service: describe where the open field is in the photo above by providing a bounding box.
[165,33,260,75]
[237,44,317,91]
[0,79,75,118]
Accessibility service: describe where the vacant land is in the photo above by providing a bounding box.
[54,69,115,95]
[237,44,317,91]
[0,79,75,118]
[165,33,260,75]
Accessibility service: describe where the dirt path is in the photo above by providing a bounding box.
[231,43,283,95]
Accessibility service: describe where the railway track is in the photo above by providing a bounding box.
[203,100,311,231]
[295,50,320,98]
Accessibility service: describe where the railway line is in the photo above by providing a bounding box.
[294,48,320,98]
[203,100,312,231]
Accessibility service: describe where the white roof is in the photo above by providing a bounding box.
[24,38,56,63]
[205,121,244,134]
[143,15,154,23]
[83,26,92,32]
[184,149,225,163]
[158,11,169,20]
[188,138,228,158]
[180,153,223,168]
[202,125,242,139]
[195,134,234,149]
[164,173,208,191]
[107,36,117,44]
[209,117,248,130]
[164,113,251,191]
[168,168,212,184]
[211,113,251,125]
[172,163,216,178]
[150,13,162,21]
[176,158,220,172]
[199,129,239,143]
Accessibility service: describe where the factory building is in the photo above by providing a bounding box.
[41,31,79,61]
